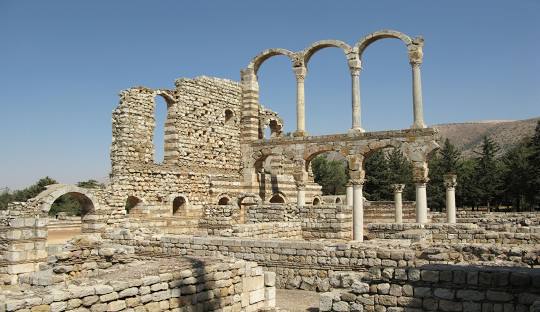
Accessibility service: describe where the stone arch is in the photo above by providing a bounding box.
[37,184,99,217]
[355,29,413,59]
[248,48,296,75]
[269,192,287,204]
[335,197,343,204]
[170,194,189,216]
[217,194,232,205]
[302,40,353,65]
[303,145,348,172]
[125,196,145,215]
[312,196,322,206]
[224,109,235,125]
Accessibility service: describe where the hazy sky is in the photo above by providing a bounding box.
[1,0,539,190]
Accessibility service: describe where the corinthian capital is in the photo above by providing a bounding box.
[392,184,405,193]
[408,38,424,66]
[443,174,458,188]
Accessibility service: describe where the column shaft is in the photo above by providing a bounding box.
[352,184,363,241]
[294,66,307,136]
[297,188,305,209]
[415,182,428,223]
[446,187,456,223]
[351,71,362,132]
[411,63,426,129]
[394,191,403,223]
[346,184,353,208]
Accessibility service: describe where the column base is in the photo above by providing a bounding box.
[293,130,308,137]
[348,127,365,135]
[411,122,427,129]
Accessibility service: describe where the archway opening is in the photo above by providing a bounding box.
[257,55,296,136]
[305,48,350,135]
[363,148,414,201]
[125,196,143,215]
[269,194,285,204]
[47,192,95,245]
[153,95,168,164]
[218,197,230,205]
[172,196,186,216]
[224,109,234,125]
[361,40,411,131]
[335,197,342,204]
[313,197,321,206]
[309,151,348,195]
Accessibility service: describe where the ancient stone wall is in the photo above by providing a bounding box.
[320,265,540,312]
[103,230,540,292]
[2,256,276,312]
[368,222,540,245]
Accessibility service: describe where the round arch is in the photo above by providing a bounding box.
[312,196,322,206]
[168,194,189,216]
[217,194,233,205]
[302,40,352,65]
[37,184,100,216]
[248,48,296,75]
[355,29,413,59]
[303,147,348,172]
[269,192,287,204]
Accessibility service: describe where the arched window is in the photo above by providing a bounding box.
[335,197,342,204]
[172,196,187,215]
[313,197,321,206]
[125,196,143,214]
[218,197,230,205]
[153,95,168,164]
[224,109,234,125]
[269,194,285,204]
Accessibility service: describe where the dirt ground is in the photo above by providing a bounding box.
[47,228,81,244]
[276,289,320,311]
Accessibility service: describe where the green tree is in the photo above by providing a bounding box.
[386,149,414,201]
[364,150,391,200]
[311,155,348,195]
[526,120,540,209]
[428,139,463,210]
[77,179,104,189]
[501,141,532,211]
[474,137,502,210]
[439,138,462,174]
[0,177,58,210]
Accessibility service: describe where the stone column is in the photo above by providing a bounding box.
[346,182,353,208]
[351,179,365,241]
[348,56,364,133]
[293,66,307,137]
[296,183,306,209]
[444,174,457,223]
[392,184,405,223]
[415,181,428,223]
[412,161,429,224]
[408,41,426,129]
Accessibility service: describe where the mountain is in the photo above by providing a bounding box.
[432,117,539,157]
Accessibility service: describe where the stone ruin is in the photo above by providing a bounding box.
[1,29,539,312]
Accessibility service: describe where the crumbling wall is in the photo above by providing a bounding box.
[320,265,540,312]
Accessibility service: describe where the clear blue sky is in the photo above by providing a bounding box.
[1,0,539,190]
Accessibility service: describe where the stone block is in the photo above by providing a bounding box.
[486,291,513,302]
[249,288,265,304]
[264,271,276,286]
[50,302,67,312]
[457,290,485,301]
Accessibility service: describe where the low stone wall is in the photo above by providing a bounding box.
[321,264,540,312]
[103,229,540,292]
[1,256,276,312]
[431,211,540,227]
[300,205,352,240]
[228,222,303,239]
[246,204,299,223]
[368,223,540,245]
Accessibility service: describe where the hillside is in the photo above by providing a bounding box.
[432,117,539,157]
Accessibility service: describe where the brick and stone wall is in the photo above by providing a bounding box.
[1,256,276,312]
[320,265,540,312]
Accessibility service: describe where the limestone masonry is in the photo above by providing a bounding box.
[1,30,539,312]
